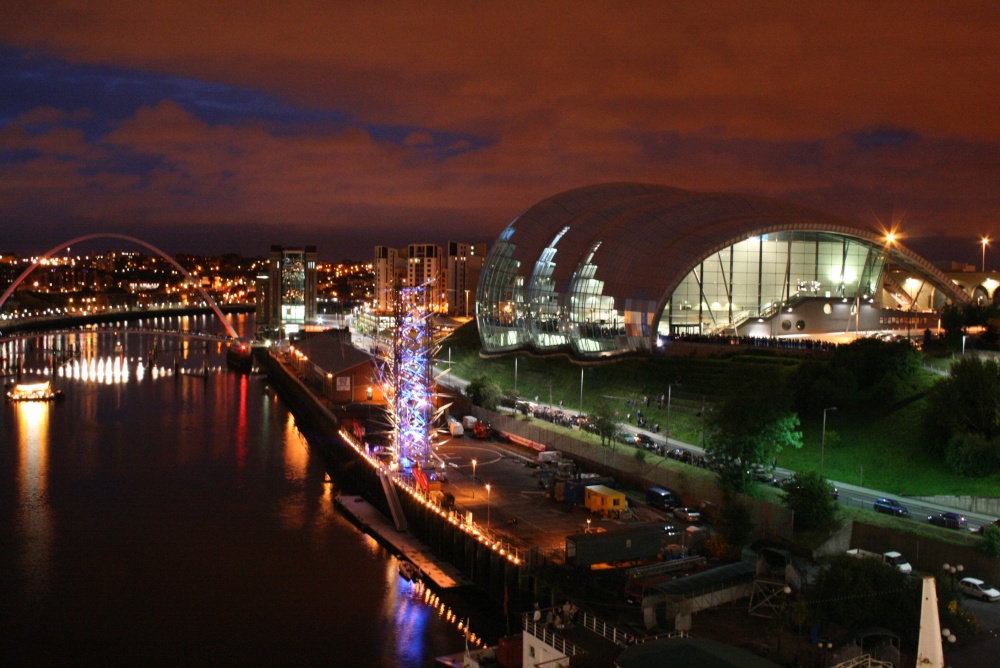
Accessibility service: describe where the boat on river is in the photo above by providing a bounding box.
[226,342,254,373]
[6,379,64,402]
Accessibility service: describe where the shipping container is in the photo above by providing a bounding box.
[566,523,670,568]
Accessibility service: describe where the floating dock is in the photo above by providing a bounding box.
[334,494,475,589]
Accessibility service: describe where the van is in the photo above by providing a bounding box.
[645,487,677,510]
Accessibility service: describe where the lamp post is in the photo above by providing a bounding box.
[471,459,477,497]
[982,237,990,273]
[821,407,837,476]
[666,384,673,437]
[486,483,491,532]
[514,357,518,394]
[579,367,584,416]
[943,562,964,586]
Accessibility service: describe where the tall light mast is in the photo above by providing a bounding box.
[388,284,435,468]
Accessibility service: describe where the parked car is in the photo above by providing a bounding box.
[974,518,1000,534]
[749,466,777,485]
[958,577,1000,601]
[873,498,910,517]
[633,433,655,448]
[645,486,678,510]
[928,512,967,529]
[673,507,701,523]
[667,448,692,463]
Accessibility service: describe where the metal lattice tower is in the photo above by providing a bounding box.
[387,284,434,468]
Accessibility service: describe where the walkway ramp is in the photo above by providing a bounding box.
[379,471,408,531]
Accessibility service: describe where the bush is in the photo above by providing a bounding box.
[781,471,837,531]
[981,525,1000,558]
[466,375,502,411]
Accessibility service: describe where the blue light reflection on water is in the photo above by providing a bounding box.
[1,321,490,666]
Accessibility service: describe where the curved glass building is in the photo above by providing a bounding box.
[477,184,966,359]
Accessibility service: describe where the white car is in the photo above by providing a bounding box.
[673,507,701,523]
[958,577,1000,602]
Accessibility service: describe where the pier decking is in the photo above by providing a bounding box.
[334,494,476,589]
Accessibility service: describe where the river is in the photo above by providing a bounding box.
[0,314,494,666]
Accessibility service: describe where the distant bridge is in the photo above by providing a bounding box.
[0,233,240,339]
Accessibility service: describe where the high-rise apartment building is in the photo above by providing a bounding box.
[446,242,487,317]
[257,245,317,337]
[373,241,485,316]
[405,244,445,312]
[373,243,446,313]
[373,246,404,313]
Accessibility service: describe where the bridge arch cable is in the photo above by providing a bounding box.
[0,233,240,340]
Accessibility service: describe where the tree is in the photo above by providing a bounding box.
[706,377,802,495]
[588,399,620,448]
[721,499,754,548]
[781,471,837,531]
[941,303,965,351]
[465,374,502,411]
[813,556,922,646]
[981,525,1000,558]
[923,356,1000,475]
[832,338,921,408]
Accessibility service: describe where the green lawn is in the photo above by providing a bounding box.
[438,323,1000,497]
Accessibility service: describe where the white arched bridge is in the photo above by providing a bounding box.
[0,233,243,341]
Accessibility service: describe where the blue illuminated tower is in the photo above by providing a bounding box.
[390,284,434,468]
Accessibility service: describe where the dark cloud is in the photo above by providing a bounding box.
[0,2,998,260]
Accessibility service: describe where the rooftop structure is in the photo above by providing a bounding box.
[477,183,967,360]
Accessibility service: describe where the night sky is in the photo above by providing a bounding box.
[1,2,998,263]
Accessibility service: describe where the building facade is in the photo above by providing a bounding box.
[375,242,483,316]
[257,245,318,338]
[447,242,487,317]
[477,184,968,360]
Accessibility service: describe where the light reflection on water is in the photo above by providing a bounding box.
[2,322,490,665]
[14,400,53,605]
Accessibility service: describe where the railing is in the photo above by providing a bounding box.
[578,609,634,646]
[626,556,706,581]
[522,615,583,657]
[830,655,894,668]
[327,390,525,566]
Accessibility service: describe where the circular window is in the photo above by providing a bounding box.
[796,320,806,331]
[781,320,792,331]
[823,303,832,315]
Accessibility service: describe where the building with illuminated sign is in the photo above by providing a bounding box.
[257,245,317,338]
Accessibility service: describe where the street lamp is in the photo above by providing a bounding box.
[666,384,674,437]
[982,237,990,273]
[821,407,837,476]
[943,562,963,586]
[486,483,491,532]
[471,459,477,497]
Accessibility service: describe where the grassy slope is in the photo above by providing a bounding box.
[440,322,1000,497]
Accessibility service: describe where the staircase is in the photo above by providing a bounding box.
[379,471,408,531]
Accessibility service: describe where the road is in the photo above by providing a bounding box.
[430,363,998,534]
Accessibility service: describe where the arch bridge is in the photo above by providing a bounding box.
[0,233,241,341]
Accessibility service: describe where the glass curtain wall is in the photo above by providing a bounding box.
[280,251,306,324]
[663,232,885,335]
[526,226,571,350]
[477,225,528,351]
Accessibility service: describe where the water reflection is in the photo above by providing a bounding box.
[2,323,484,664]
[14,401,53,605]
